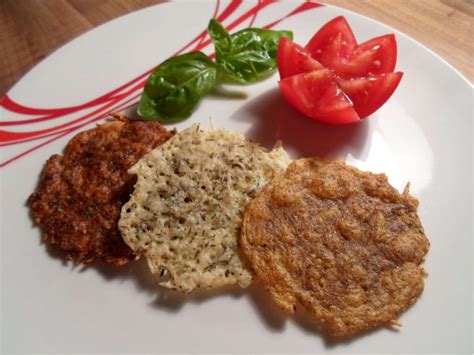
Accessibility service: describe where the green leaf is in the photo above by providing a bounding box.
[208,19,293,84]
[138,51,217,122]
[208,19,232,56]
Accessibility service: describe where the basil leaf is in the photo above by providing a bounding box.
[208,18,232,57]
[208,19,293,83]
[138,51,217,122]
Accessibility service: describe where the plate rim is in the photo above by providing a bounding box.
[3,0,472,99]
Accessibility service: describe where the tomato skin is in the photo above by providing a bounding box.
[340,34,398,79]
[279,70,360,125]
[277,37,323,79]
[305,16,357,75]
[338,72,403,118]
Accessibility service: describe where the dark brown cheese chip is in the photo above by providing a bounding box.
[28,116,173,265]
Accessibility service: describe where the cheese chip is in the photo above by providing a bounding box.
[119,124,290,293]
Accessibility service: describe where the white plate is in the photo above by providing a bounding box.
[1,1,472,353]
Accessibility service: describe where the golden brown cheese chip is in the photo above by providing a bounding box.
[119,124,290,293]
[240,158,430,337]
[28,117,174,265]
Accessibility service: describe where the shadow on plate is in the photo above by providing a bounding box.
[244,281,392,346]
[289,302,398,347]
[86,258,248,313]
[246,283,287,332]
[40,235,391,345]
[231,88,372,160]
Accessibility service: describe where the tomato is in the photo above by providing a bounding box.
[279,69,360,124]
[276,16,402,124]
[277,37,323,79]
[338,72,403,118]
[305,16,357,76]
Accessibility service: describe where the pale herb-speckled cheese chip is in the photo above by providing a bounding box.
[119,124,290,293]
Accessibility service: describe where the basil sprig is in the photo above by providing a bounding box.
[138,20,292,121]
[208,19,293,83]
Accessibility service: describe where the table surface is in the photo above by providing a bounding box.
[1,0,473,96]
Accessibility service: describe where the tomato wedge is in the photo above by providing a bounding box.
[338,72,403,118]
[340,34,397,78]
[277,37,323,79]
[305,16,357,76]
[279,69,360,125]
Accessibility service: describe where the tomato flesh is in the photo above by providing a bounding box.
[338,72,403,118]
[305,16,357,75]
[340,34,397,78]
[277,37,323,79]
[279,69,360,125]
[306,17,397,79]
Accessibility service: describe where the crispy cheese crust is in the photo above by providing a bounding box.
[240,158,429,337]
[28,117,173,265]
